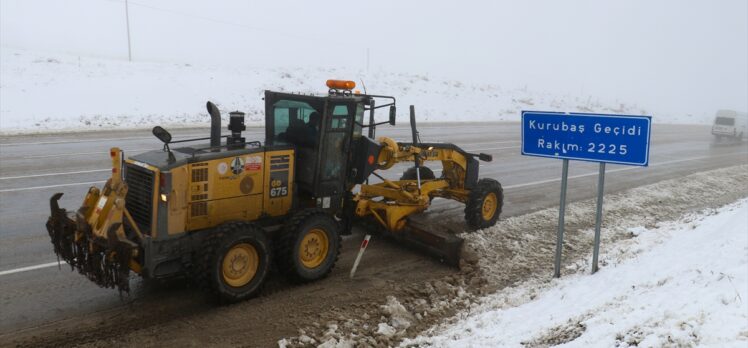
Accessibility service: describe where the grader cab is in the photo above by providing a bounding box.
[46,80,503,302]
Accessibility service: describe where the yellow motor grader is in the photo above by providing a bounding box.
[46,80,503,302]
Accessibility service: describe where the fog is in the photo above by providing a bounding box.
[1,0,746,116]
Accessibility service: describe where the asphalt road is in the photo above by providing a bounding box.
[0,123,746,343]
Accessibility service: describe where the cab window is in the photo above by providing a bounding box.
[715,117,735,126]
[353,103,364,137]
[320,104,351,182]
[330,105,349,130]
[271,100,320,145]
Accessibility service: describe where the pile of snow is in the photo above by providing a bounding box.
[0,48,709,135]
[405,198,748,347]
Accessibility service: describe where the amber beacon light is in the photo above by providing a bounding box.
[326,79,356,90]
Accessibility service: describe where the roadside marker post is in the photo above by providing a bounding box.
[521,111,651,277]
[350,234,371,279]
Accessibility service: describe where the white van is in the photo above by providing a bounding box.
[711,110,747,140]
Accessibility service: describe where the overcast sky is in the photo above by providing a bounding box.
[1,0,746,115]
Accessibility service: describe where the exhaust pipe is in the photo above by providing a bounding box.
[206,101,221,149]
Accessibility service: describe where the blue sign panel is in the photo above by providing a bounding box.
[521,111,651,166]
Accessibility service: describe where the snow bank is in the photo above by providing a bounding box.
[0,48,706,135]
[405,199,748,347]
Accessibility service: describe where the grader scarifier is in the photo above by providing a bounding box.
[46,80,503,302]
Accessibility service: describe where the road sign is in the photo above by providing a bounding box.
[521,111,651,166]
[520,110,652,278]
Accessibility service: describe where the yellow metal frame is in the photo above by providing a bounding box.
[356,137,473,232]
[77,147,142,272]
[71,146,296,275]
[355,179,450,231]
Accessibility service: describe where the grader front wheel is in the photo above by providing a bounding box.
[400,166,436,181]
[465,178,504,230]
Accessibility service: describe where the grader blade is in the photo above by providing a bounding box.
[398,218,463,267]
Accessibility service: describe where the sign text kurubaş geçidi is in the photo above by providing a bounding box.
[527,120,645,137]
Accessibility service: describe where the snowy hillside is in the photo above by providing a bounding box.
[405,199,748,347]
[0,49,711,135]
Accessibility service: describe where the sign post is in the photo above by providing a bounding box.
[553,159,569,278]
[591,162,606,273]
[521,111,651,276]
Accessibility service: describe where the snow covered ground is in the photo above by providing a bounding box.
[404,198,748,347]
[275,165,747,348]
[0,48,711,135]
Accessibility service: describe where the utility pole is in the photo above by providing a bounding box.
[125,0,132,61]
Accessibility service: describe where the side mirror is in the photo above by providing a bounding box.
[152,126,172,144]
[389,105,396,126]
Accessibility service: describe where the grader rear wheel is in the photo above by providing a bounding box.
[276,209,341,283]
[221,243,259,288]
[199,222,271,303]
[465,178,503,230]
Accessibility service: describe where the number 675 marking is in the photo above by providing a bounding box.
[270,187,288,197]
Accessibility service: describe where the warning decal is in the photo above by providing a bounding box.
[244,155,262,171]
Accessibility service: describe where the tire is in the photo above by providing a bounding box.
[401,166,437,204]
[197,222,271,303]
[400,166,436,181]
[464,178,503,230]
[276,209,341,283]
